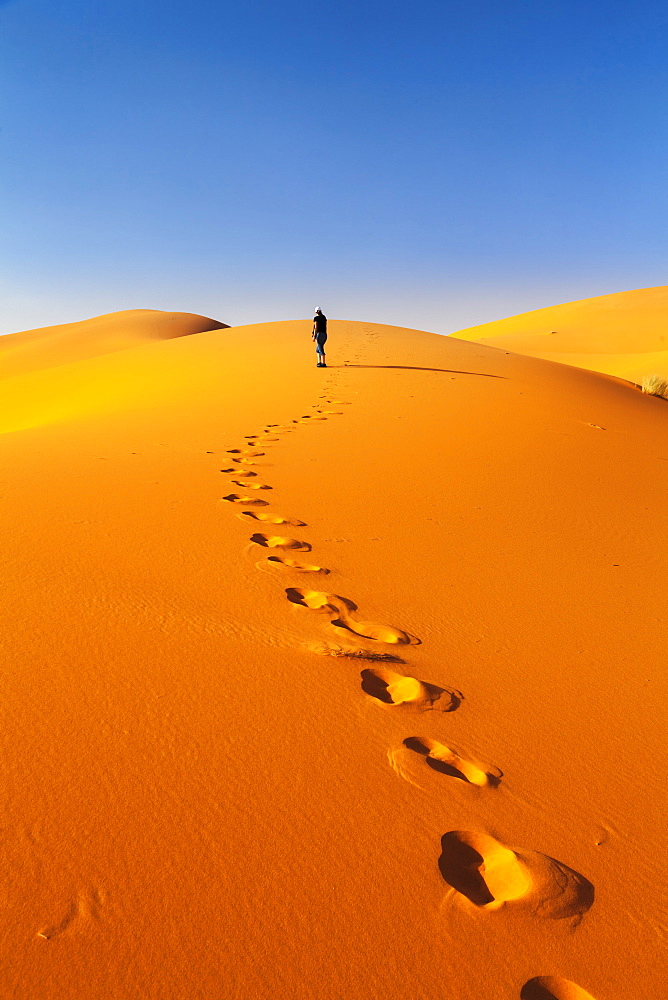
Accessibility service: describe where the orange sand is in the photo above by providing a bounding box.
[1,310,666,1000]
[452,285,668,383]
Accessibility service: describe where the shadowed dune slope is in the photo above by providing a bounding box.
[0,317,666,1000]
[0,308,228,379]
[452,285,668,382]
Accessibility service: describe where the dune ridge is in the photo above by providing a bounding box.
[0,308,227,379]
[451,285,668,383]
[0,311,665,999]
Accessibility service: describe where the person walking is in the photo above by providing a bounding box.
[312,307,327,367]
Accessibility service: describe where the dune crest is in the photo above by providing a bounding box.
[0,308,228,378]
[452,284,668,382]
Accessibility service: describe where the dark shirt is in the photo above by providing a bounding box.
[314,313,327,334]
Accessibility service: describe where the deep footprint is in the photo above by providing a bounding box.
[521,978,597,1000]
[250,533,312,551]
[265,555,329,573]
[404,737,500,786]
[227,469,257,478]
[230,480,272,490]
[222,494,270,507]
[439,831,594,919]
[285,588,419,645]
[241,511,306,526]
[361,667,460,710]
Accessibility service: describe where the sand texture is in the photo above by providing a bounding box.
[1,313,666,1000]
[452,284,668,383]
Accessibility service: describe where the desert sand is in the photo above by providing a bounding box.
[0,306,666,1000]
[453,284,668,383]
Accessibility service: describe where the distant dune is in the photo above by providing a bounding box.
[0,308,227,379]
[0,309,665,1000]
[452,285,668,383]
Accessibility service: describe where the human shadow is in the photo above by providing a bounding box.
[344,365,507,378]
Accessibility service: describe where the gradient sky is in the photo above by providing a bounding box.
[1,0,666,335]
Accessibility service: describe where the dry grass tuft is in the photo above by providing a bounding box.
[641,374,668,398]
[309,642,405,663]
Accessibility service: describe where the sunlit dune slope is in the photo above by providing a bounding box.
[0,314,666,1000]
[452,285,668,382]
[0,308,227,379]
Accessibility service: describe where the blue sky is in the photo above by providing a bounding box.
[1,0,666,334]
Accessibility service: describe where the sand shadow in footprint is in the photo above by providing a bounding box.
[404,737,500,786]
[361,667,460,711]
[285,588,419,645]
[521,978,597,1000]
[439,831,594,920]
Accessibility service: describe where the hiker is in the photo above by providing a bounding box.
[312,307,327,367]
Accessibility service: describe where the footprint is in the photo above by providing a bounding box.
[227,469,257,478]
[37,888,104,940]
[241,511,306,526]
[37,901,78,940]
[232,457,262,465]
[226,449,265,456]
[230,480,272,490]
[439,832,594,920]
[222,494,270,507]
[256,436,280,443]
[403,737,501,786]
[521,978,597,1000]
[361,667,460,710]
[285,588,419,645]
[265,555,329,573]
[250,533,312,551]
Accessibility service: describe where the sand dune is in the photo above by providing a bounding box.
[0,311,666,999]
[0,308,227,379]
[452,285,668,382]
